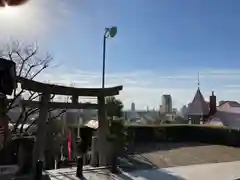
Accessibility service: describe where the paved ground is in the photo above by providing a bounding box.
[124,142,240,170]
[44,143,240,180]
[44,161,240,180]
[164,161,240,180]
[2,142,240,179]
[44,166,116,180]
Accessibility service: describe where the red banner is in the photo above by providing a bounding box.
[67,133,71,161]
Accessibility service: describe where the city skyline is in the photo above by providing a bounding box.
[35,68,240,110]
[1,0,240,109]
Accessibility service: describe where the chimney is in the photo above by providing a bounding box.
[209,91,217,116]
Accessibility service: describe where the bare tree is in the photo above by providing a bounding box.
[0,41,65,133]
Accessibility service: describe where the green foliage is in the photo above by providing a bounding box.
[105,96,123,119]
[175,116,188,124]
[105,97,128,153]
[47,118,65,135]
[154,127,167,141]
[109,119,128,153]
[126,124,240,146]
[45,118,66,154]
[163,120,172,124]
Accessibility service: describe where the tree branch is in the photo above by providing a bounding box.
[49,110,66,121]
[16,51,27,77]
[24,119,36,132]
[19,108,39,133]
[7,89,24,111]
[1,41,54,135]
[29,92,39,101]
[29,63,48,80]
[12,105,25,132]
[25,109,66,133]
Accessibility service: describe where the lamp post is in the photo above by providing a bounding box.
[102,26,117,89]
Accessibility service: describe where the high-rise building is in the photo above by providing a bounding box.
[161,94,172,113]
[180,105,188,117]
[127,102,139,122]
[131,102,136,112]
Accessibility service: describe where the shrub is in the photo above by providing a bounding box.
[109,119,129,155]
[126,124,240,146]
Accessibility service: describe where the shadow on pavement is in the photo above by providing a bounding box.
[120,168,187,180]
[128,142,209,154]
[118,154,186,179]
[119,154,158,172]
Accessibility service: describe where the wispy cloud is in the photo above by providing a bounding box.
[34,67,240,110]
[2,1,240,111]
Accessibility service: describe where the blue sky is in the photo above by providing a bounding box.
[1,0,240,110]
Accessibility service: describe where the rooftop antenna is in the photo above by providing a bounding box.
[197,72,200,88]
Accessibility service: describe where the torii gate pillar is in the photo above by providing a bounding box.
[97,96,108,166]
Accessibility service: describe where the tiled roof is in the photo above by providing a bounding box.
[217,102,240,114]
[219,101,240,107]
[206,102,240,129]
[207,111,240,129]
[187,88,209,116]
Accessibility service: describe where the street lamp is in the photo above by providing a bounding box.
[0,0,29,7]
[102,26,117,89]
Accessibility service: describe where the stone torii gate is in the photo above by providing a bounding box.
[18,77,123,167]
